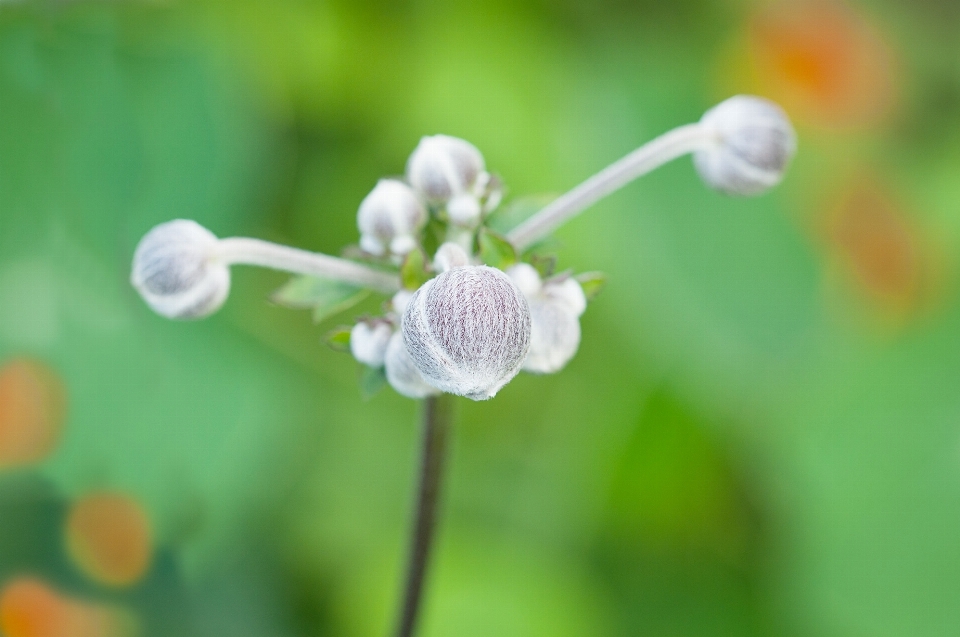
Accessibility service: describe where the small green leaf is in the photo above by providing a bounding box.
[530,254,558,279]
[478,228,518,270]
[401,248,431,290]
[575,271,608,302]
[324,326,352,352]
[359,365,388,400]
[271,275,370,323]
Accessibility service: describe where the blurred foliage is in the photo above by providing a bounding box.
[1,0,960,636]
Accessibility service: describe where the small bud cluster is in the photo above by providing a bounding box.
[131,96,796,402]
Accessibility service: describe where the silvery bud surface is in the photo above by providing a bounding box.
[432,242,471,273]
[507,266,587,375]
[406,135,486,204]
[391,290,415,316]
[131,219,230,320]
[350,321,393,368]
[357,179,428,257]
[402,266,531,401]
[385,331,440,399]
[446,193,482,227]
[694,95,797,197]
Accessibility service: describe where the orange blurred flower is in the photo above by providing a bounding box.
[66,494,153,588]
[0,578,135,637]
[0,359,66,468]
[747,0,897,129]
[821,176,939,314]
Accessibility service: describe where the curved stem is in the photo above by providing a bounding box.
[506,123,712,250]
[216,237,401,294]
[394,394,455,637]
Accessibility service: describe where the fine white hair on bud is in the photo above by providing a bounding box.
[507,266,588,375]
[432,242,470,273]
[384,331,441,399]
[357,179,428,257]
[131,219,230,320]
[402,266,531,401]
[406,135,486,221]
[350,321,393,368]
[693,95,797,197]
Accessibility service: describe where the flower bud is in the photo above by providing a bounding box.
[384,331,440,399]
[350,321,393,368]
[693,95,797,197]
[130,219,230,319]
[402,266,531,400]
[357,179,428,257]
[507,266,587,375]
[406,135,485,204]
[391,290,415,315]
[432,242,470,273]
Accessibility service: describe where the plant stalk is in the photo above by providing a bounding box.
[393,393,455,637]
[506,123,712,250]
[216,237,401,293]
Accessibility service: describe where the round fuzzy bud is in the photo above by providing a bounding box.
[447,193,482,227]
[506,263,543,298]
[693,95,797,197]
[432,242,470,273]
[357,179,428,257]
[391,290,415,315]
[406,135,485,204]
[131,219,230,319]
[350,321,393,368]
[402,266,531,401]
[507,267,587,375]
[524,297,582,374]
[385,331,440,399]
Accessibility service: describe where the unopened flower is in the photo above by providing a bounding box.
[694,95,797,197]
[357,179,428,257]
[384,331,440,399]
[407,135,487,226]
[350,321,393,368]
[507,264,587,374]
[402,266,531,400]
[130,219,230,319]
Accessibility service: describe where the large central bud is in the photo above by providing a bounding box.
[401,266,531,400]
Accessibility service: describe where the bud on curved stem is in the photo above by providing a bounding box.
[507,95,796,250]
[132,220,402,319]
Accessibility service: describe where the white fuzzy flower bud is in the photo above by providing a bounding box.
[391,290,415,315]
[385,331,440,399]
[507,266,587,375]
[432,242,470,273]
[402,266,531,400]
[406,135,486,204]
[693,95,797,197]
[350,321,393,368]
[357,179,428,256]
[131,219,230,319]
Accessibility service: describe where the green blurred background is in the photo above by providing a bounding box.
[2,0,960,635]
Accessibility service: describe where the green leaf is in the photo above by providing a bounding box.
[478,228,518,270]
[324,326,353,352]
[270,275,369,323]
[359,365,388,399]
[530,254,558,279]
[575,271,608,302]
[400,248,431,290]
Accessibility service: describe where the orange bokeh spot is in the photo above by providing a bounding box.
[823,178,935,312]
[66,494,152,588]
[748,0,897,129]
[0,578,130,637]
[0,359,67,468]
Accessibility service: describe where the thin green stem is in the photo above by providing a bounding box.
[393,394,455,637]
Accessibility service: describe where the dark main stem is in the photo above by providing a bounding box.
[394,394,455,637]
